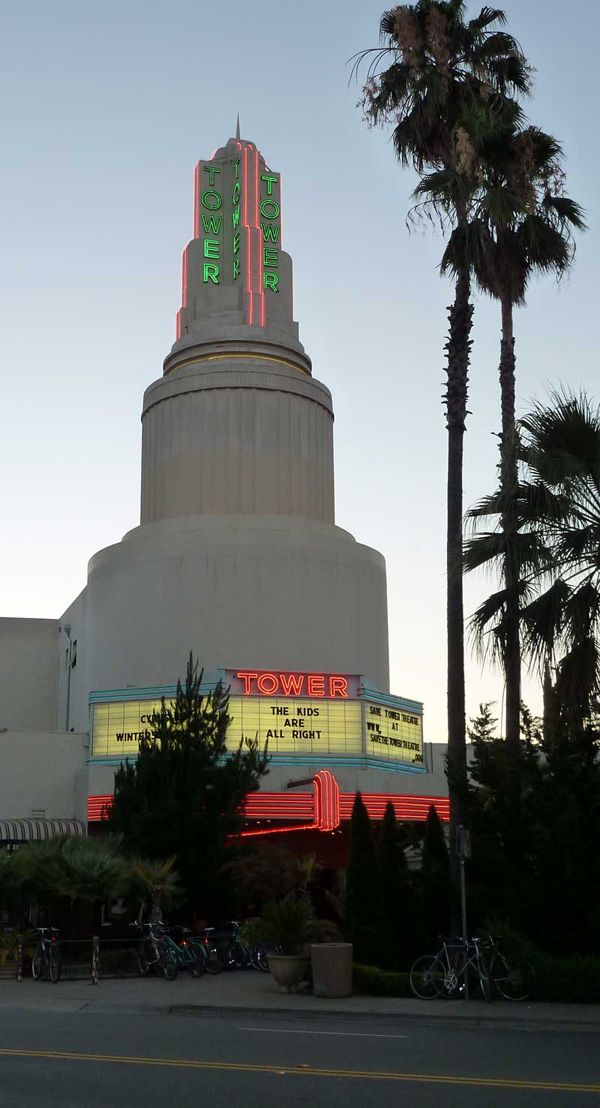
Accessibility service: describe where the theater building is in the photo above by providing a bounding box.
[0,127,448,852]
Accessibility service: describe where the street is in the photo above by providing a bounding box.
[0,1003,599,1106]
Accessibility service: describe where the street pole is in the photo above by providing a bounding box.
[457,825,470,1000]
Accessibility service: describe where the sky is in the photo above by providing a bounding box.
[1,0,598,743]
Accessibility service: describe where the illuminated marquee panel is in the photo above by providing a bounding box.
[91,696,362,759]
[364,699,423,766]
[90,670,423,767]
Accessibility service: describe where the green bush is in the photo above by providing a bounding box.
[353,963,411,997]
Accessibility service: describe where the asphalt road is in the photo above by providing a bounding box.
[0,1006,599,1106]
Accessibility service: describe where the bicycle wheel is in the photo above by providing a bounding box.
[493,956,534,1001]
[204,944,223,975]
[410,956,446,999]
[189,948,205,979]
[138,938,157,976]
[250,941,270,973]
[32,944,44,981]
[48,946,62,984]
[161,947,179,981]
[478,957,492,1002]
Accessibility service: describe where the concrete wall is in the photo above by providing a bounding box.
[141,362,335,525]
[0,619,59,731]
[0,731,88,821]
[58,513,389,732]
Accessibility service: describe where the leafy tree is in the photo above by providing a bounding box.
[355,0,529,859]
[420,804,451,946]
[106,654,269,917]
[345,793,383,963]
[467,702,498,743]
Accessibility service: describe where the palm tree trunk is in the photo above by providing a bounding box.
[499,296,521,753]
[445,266,473,871]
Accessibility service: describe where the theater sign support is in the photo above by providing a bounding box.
[0,126,448,845]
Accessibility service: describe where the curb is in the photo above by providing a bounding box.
[168,1003,600,1033]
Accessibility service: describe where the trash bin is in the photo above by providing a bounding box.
[310,943,353,998]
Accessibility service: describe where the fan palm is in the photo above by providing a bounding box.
[444,126,585,752]
[465,392,600,750]
[519,393,600,733]
[355,1,529,842]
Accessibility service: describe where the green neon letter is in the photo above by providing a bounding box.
[234,157,240,179]
[260,199,280,220]
[232,205,240,229]
[201,214,222,234]
[201,190,222,210]
[260,222,280,242]
[264,273,279,292]
[261,174,278,196]
[203,165,221,187]
[204,239,219,259]
[232,181,240,204]
[203,263,219,284]
[263,247,278,267]
[233,257,240,280]
[233,231,240,255]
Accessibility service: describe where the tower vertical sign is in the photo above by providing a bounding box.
[175,137,283,339]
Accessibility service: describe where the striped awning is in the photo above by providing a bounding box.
[0,818,86,845]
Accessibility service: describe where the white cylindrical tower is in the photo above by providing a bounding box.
[64,128,390,729]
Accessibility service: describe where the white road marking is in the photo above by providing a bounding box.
[238,1027,408,1039]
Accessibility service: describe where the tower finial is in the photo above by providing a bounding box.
[235,113,240,141]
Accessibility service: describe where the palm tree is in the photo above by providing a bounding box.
[354,1,529,849]
[445,126,585,752]
[519,392,600,741]
[465,391,600,751]
[131,856,181,924]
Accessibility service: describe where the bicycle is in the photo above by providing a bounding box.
[189,927,224,974]
[410,936,492,1001]
[31,927,62,983]
[163,925,205,978]
[483,935,535,1000]
[134,922,179,980]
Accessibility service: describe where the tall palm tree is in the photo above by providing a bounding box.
[354,1,529,848]
[448,129,585,751]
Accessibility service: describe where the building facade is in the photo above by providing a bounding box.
[0,128,448,848]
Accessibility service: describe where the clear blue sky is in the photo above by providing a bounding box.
[1,0,598,741]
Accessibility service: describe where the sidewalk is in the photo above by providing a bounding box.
[1,971,600,1030]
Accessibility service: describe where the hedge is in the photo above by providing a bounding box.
[354,957,600,1004]
[353,963,411,997]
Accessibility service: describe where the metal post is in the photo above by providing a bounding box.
[91,936,99,985]
[17,935,23,982]
[459,856,469,1000]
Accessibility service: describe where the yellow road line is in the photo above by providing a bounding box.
[0,1048,598,1092]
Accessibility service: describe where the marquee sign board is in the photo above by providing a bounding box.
[90,670,423,767]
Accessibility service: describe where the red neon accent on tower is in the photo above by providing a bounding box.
[236,671,258,695]
[329,677,348,698]
[256,672,278,695]
[194,163,200,239]
[243,146,252,325]
[181,247,188,308]
[279,673,304,696]
[255,148,265,327]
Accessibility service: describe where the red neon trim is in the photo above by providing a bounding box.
[236,671,258,695]
[329,677,348,699]
[255,148,265,327]
[307,675,326,698]
[194,163,200,239]
[256,672,278,695]
[182,246,188,308]
[279,673,304,696]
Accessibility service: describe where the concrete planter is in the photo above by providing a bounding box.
[311,943,353,998]
[268,953,310,993]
